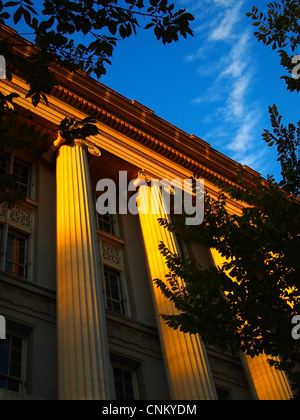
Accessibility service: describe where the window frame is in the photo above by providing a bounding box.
[0,224,30,280]
[4,228,29,279]
[112,364,139,401]
[97,212,115,235]
[95,191,120,237]
[0,331,27,394]
[103,267,125,315]
[12,158,31,198]
[0,153,33,200]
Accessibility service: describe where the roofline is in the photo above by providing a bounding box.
[0,23,263,186]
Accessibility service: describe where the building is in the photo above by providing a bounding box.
[0,25,293,400]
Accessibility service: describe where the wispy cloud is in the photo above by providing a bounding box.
[209,2,243,42]
[185,0,265,171]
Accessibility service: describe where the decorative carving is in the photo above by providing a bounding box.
[101,243,121,266]
[135,171,175,196]
[0,278,56,319]
[0,202,7,220]
[8,206,33,230]
[138,170,151,184]
[88,145,101,157]
[106,316,162,356]
[55,133,101,156]
[0,203,33,231]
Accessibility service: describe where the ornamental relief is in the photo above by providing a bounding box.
[0,202,34,232]
[0,278,56,320]
[101,242,122,267]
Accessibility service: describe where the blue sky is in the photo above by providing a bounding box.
[6,0,299,181]
[100,0,299,182]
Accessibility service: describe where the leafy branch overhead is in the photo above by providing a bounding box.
[0,0,194,106]
[59,116,99,142]
[246,0,300,92]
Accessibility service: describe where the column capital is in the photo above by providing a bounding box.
[134,170,175,195]
[132,170,151,188]
[43,132,101,163]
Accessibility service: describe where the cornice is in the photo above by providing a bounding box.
[49,84,244,188]
[0,23,263,190]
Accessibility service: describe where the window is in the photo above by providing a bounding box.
[0,154,31,197]
[104,268,124,315]
[5,230,28,279]
[0,226,29,279]
[98,212,115,235]
[12,159,30,197]
[95,192,118,235]
[113,367,135,400]
[0,334,23,392]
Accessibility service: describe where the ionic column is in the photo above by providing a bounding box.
[136,174,217,400]
[210,249,293,400]
[54,135,114,400]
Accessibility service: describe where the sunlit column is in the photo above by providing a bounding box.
[55,136,113,400]
[210,249,293,400]
[242,353,292,400]
[136,175,217,400]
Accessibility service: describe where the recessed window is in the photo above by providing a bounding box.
[0,333,23,392]
[113,367,135,400]
[0,155,31,198]
[98,212,115,235]
[5,230,28,279]
[0,225,29,280]
[104,268,124,315]
[12,159,31,197]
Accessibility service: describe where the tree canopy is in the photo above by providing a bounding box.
[0,0,194,106]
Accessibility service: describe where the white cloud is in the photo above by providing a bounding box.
[218,31,251,79]
[227,75,250,119]
[209,2,243,42]
[227,112,258,153]
[187,0,265,168]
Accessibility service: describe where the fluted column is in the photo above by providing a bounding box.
[242,353,292,400]
[136,176,217,400]
[55,138,113,400]
[210,249,293,400]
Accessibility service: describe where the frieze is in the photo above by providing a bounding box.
[106,313,162,358]
[0,276,56,321]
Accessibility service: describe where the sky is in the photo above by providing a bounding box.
[5,0,299,181]
[100,0,299,182]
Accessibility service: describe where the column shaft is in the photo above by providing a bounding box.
[242,353,292,400]
[56,143,113,400]
[138,183,217,400]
